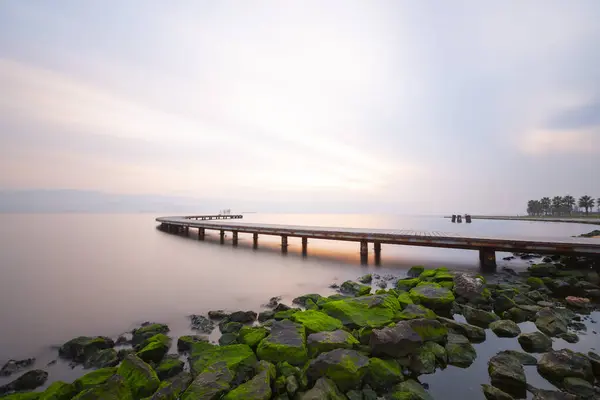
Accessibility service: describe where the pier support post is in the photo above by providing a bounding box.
[451,215,456,223]
[360,240,368,264]
[281,235,288,253]
[479,249,496,270]
[232,231,238,246]
[198,228,205,240]
[301,237,308,256]
[220,230,225,244]
[374,242,381,265]
[184,226,189,235]
[253,233,258,249]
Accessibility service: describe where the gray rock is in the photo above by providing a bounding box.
[488,352,527,398]
[496,350,537,366]
[0,358,35,377]
[537,349,593,384]
[462,305,499,328]
[306,349,369,392]
[490,320,521,338]
[369,321,422,358]
[219,321,243,334]
[587,351,600,379]
[228,310,258,323]
[518,331,552,353]
[208,310,230,320]
[534,308,573,337]
[177,335,209,352]
[299,377,346,400]
[191,314,216,334]
[407,266,425,278]
[258,310,275,322]
[58,336,115,363]
[445,334,476,368]
[307,330,358,357]
[218,333,238,346]
[481,384,515,400]
[358,274,373,284]
[437,317,486,342]
[183,361,234,399]
[529,387,577,400]
[562,377,594,398]
[83,348,118,368]
[148,371,192,399]
[0,369,48,395]
[453,273,486,301]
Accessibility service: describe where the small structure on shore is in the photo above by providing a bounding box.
[452,214,472,223]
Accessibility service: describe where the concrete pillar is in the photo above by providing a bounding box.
[374,242,381,265]
[253,233,258,249]
[451,215,456,223]
[479,249,496,269]
[465,215,472,223]
[281,235,288,253]
[360,240,368,264]
[301,237,308,255]
[232,231,238,246]
[220,230,225,244]
[457,215,462,223]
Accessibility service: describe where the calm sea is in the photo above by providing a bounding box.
[0,213,597,398]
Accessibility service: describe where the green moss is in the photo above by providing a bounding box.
[526,277,545,289]
[445,341,477,368]
[390,379,433,400]
[116,354,160,399]
[290,310,344,333]
[396,278,421,291]
[321,294,401,328]
[410,319,448,343]
[358,274,373,284]
[189,343,257,376]
[419,269,437,279]
[137,333,170,364]
[40,381,76,400]
[177,335,208,352]
[132,323,169,345]
[340,281,371,296]
[73,367,118,392]
[274,309,299,320]
[421,341,447,366]
[72,376,133,400]
[256,321,308,366]
[395,304,436,320]
[238,326,268,348]
[307,350,369,392]
[409,284,455,310]
[0,394,41,400]
[439,281,454,290]
[155,355,184,380]
[375,289,388,295]
[292,294,324,307]
[433,270,454,282]
[407,266,425,277]
[223,361,275,400]
[397,292,414,308]
[304,299,319,310]
[307,330,359,357]
[182,362,233,400]
[277,361,301,378]
[365,358,404,390]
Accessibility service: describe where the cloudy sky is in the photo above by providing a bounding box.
[1,1,599,214]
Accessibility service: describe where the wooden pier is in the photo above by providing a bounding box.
[156,215,600,268]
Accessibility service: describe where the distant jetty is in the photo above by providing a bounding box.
[445,215,600,226]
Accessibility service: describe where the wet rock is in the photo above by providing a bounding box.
[238,326,268,349]
[219,321,243,334]
[397,292,414,308]
[529,387,577,400]
[481,384,515,400]
[396,278,421,291]
[494,295,517,315]
[534,307,573,337]
[437,317,486,343]
[409,283,455,311]
[321,294,401,329]
[136,333,170,364]
[208,310,230,320]
[306,349,369,392]
[445,333,476,368]
[453,273,486,302]
[518,331,552,353]
[58,336,115,363]
[190,315,216,334]
[358,274,373,284]
[72,375,132,400]
[258,310,275,322]
[293,294,324,307]
[558,332,579,343]
[40,380,77,400]
[256,320,308,366]
[228,311,257,323]
[529,263,557,277]
[0,369,48,394]
[0,359,35,377]
[218,333,238,346]
[462,305,500,328]
[182,361,234,400]
[223,360,276,400]
[537,349,593,384]
[389,380,433,400]
[73,367,118,392]
[307,330,359,357]
[407,266,425,277]
[396,304,436,320]
[274,309,300,320]
[370,319,445,358]
[117,354,160,399]
[188,343,256,378]
[290,310,344,334]
[132,323,169,346]
[147,371,192,399]
[155,354,184,381]
[488,352,527,398]
[177,335,209,352]
[340,281,371,296]
[83,348,118,368]
[412,341,447,373]
[496,350,537,366]
[273,303,292,313]
[490,320,521,338]
[263,296,282,309]
[565,296,590,310]
[562,377,594,398]
[587,351,600,379]
[115,335,129,345]
[503,307,536,323]
[299,377,346,400]
[364,357,404,390]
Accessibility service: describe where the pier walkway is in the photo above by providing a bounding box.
[156,215,600,267]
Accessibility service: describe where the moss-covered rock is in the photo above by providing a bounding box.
[396,278,421,291]
[436,317,486,343]
[292,294,324,308]
[481,384,514,400]
[417,341,447,370]
[274,309,300,320]
[358,274,373,284]
[563,377,594,398]
[410,341,447,374]
[537,349,594,384]
[445,334,476,368]
[227,311,257,324]
[370,319,446,358]
[488,352,527,398]
[299,377,346,400]
[39,381,76,400]
[340,281,371,296]
[529,263,557,277]
[306,349,369,392]
[132,323,169,346]
[256,320,307,366]
[409,284,454,311]
[461,305,499,328]
[290,310,344,333]
[219,321,243,334]
[218,333,238,346]
[189,343,257,377]
[177,335,208,352]
[72,375,133,400]
[137,334,170,364]
[397,292,414,308]
[489,320,521,338]
[526,277,545,289]
[389,380,433,400]
[517,331,552,353]
[407,266,425,278]
[83,348,118,368]
[58,336,115,363]
[395,304,436,320]
[258,310,275,322]
[146,371,192,400]
[155,355,184,381]
[304,299,319,310]
[0,393,41,400]
[503,307,535,323]
[0,370,47,394]
[496,350,537,366]
[493,295,517,315]
[73,367,118,392]
[277,361,300,378]
[182,362,234,400]
[364,358,404,390]
[534,307,572,337]
[222,361,275,400]
[117,354,160,399]
[409,319,448,343]
[306,330,359,357]
[321,294,400,329]
[237,326,268,349]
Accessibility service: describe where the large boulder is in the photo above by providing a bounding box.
[290,310,343,333]
[299,377,346,400]
[409,283,455,311]
[407,266,425,278]
[340,281,371,296]
[503,306,536,323]
[517,331,552,353]
[238,327,268,349]
[461,305,499,328]
[0,370,48,395]
[488,352,527,398]
[321,295,400,329]
[182,362,234,400]
[83,348,118,369]
[369,319,447,358]
[223,361,276,400]
[563,377,594,398]
[493,295,517,314]
[155,354,184,381]
[453,273,486,301]
[0,359,35,377]
[395,304,436,320]
[481,384,514,400]
[411,341,447,373]
[147,372,192,400]
[117,354,160,399]
[389,380,433,400]
[489,320,521,338]
[396,278,421,291]
[132,323,169,346]
[190,315,216,334]
[306,349,369,392]
[72,375,133,400]
[537,349,594,384]
[73,367,117,392]
[364,358,404,390]
[177,335,209,352]
[40,381,77,400]
[227,311,257,324]
[136,334,170,364]
[307,330,359,357]
[534,308,573,337]
[58,336,115,363]
[189,343,257,378]
[293,294,324,307]
[495,350,537,366]
[445,333,476,368]
[437,317,486,343]
[256,320,308,366]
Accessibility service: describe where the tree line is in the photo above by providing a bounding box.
[526,195,598,216]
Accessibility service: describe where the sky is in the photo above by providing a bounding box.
[1,1,599,214]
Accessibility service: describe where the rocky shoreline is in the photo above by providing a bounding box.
[1,257,599,399]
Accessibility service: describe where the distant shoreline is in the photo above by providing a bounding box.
[443,215,600,225]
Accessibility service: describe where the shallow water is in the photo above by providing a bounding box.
[0,213,597,396]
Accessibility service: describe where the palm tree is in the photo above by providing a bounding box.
[562,195,576,216]
[578,195,595,215]
[540,197,551,216]
[597,197,600,213]
[551,196,563,216]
